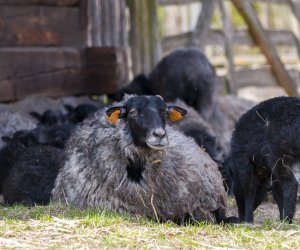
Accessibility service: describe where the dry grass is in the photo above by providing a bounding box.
[0,200,300,249]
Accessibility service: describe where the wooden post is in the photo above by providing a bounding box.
[287,0,300,58]
[190,0,216,49]
[87,0,127,48]
[231,0,298,96]
[218,0,237,94]
[127,0,161,75]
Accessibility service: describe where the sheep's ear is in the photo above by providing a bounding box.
[29,112,42,121]
[106,106,127,124]
[167,106,187,122]
[1,136,12,143]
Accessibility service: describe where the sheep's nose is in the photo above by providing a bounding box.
[152,128,166,139]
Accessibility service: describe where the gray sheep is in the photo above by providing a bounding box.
[52,95,236,224]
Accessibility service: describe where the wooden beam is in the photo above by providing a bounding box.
[258,0,290,3]
[162,29,298,52]
[0,47,128,101]
[0,6,85,46]
[127,0,161,75]
[190,0,216,48]
[87,0,127,47]
[0,0,79,6]
[158,0,288,6]
[234,67,300,89]
[85,47,129,93]
[230,0,298,96]
[218,0,237,94]
[158,0,199,6]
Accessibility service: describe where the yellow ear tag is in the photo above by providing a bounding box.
[106,110,121,124]
[169,109,183,122]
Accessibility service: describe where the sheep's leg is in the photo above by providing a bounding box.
[214,208,240,224]
[244,193,255,223]
[272,166,298,223]
[253,180,271,210]
[233,160,255,223]
[234,187,245,221]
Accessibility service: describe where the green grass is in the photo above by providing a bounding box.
[0,202,299,249]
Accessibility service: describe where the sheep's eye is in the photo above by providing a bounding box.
[129,110,138,116]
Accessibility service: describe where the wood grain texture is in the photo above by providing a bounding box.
[0,6,85,46]
[0,47,128,101]
[0,0,79,6]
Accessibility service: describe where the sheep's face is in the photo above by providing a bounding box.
[106,95,187,150]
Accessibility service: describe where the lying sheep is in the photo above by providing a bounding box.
[31,104,99,126]
[2,124,74,149]
[0,125,69,205]
[52,95,237,224]
[168,99,218,159]
[228,96,300,223]
[218,95,256,138]
[216,95,256,148]
[108,74,150,101]
[170,99,233,192]
[109,48,229,150]
[64,104,98,124]
[2,144,63,206]
[30,110,68,126]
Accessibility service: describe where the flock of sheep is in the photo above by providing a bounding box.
[0,47,299,224]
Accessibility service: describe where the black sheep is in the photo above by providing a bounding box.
[2,144,63,206]
[64,104,98,124]
[229,96,300,223]
[2,124,74,149]
[30,110,68,126]
[0,137,26,195]
[110,48,217,120]
[108,74,150,101]
[0,125,70,205]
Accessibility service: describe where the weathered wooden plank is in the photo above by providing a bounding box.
[258,0,290,3]
[127,0,161,75]
[158,0,200,6]
[0,6,85,46]
[0,47,128,101]
[85,47,129,94]
[219,0,237,94]
[190,0,216,48]
[158,0,288,6]
[0,0,79,6]
[87,0,127,48]
[162,29,298,52]
[234,67,300,89]
[231,0,298,96]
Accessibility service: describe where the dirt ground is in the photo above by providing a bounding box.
[227,196,300,224]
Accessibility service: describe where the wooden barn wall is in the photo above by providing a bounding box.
[0,0,128,101]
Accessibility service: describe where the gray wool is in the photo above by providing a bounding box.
[217,95,256,155]
[218,95,256,132]
[51,98,228,223]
